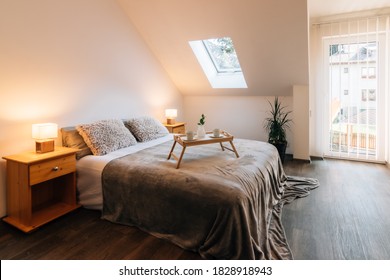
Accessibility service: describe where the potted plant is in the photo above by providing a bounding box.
[197,114,206,138]
[264,97,292,163]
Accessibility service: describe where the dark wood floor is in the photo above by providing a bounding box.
[283,158,390,260]
[1,158,390,260]
[0,208,201,260]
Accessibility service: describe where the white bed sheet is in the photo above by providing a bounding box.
[76,134,173,210]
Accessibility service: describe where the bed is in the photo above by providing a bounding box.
[61,117,319,260]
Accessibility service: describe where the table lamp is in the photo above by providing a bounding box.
[165,109,177,125]
[32,123,58,153]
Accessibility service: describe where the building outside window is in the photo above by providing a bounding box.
[361,67,376,78]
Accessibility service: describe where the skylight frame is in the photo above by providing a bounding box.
[189,37,247,89]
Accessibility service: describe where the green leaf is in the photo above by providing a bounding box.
[198,114,206,125]
[263,97,292,144]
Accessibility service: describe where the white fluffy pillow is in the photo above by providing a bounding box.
[76,119,137,156]
[124,116,169,142]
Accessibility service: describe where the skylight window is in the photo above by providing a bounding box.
[189,37,247,89]
[203,37,242,73]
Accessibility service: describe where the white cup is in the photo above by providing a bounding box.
[213,129,221,137]
[186,131,194,140]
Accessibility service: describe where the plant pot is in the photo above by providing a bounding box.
[197,125,206,139]
[270,142,287,163]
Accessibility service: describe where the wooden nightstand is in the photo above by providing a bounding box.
[2,146,81,233]
[164,122,186,134]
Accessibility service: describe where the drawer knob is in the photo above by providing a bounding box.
[52,166,59,171]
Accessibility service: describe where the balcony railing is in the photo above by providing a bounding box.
[330,132,376,153]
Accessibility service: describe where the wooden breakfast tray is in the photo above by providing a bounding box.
[167,130,239,169]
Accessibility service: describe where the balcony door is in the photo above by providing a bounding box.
[323,34,386,162]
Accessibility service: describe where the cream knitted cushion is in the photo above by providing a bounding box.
[124,116,169,142]
[76,119,137,156]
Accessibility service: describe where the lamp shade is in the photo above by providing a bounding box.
[32,123,58,140]
[165,109,177,119]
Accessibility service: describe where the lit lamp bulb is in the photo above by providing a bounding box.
[165,109,177,125]
[32,123,58,153]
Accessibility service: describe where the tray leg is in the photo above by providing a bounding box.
[229,141,240,158]
[167,141,177,160]
[176,146,186,169]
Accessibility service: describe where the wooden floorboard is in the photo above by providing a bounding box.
[1,158,389,260]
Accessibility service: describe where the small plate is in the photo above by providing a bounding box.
[209,135,223,138]
[183,136,197,141]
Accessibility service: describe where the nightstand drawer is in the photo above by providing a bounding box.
[30,155,76,185]
[164,122,186,134]
[172,126,185,134]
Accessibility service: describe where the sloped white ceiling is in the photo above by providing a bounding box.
[309,0,390,18]
[117,0,309,96]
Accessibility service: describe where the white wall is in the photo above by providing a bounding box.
[183,95,294,154]
[387,14,390,168]
[293,85,310,160]
[309,23,325,157]
[0,0,182,217]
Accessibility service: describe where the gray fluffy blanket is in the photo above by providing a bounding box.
[101,139,319,259]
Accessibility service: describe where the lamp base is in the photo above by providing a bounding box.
[35,140,55,153]
[167,118,175,125]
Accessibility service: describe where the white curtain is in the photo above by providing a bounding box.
[310,13,390,163]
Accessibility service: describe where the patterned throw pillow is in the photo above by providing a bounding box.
[76,119,137,156]
[124,116,169,142]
